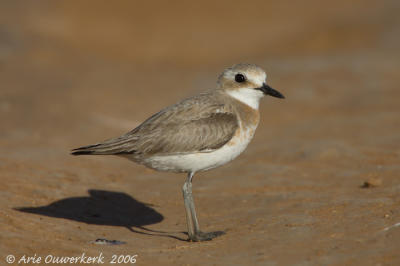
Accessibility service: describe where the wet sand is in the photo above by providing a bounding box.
[1,1,400,265]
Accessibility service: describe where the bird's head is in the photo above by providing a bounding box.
[218,63,284,109]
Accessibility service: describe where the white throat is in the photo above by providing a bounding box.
[227,88,263,110]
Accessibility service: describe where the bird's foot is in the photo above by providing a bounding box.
[188,230,225,242]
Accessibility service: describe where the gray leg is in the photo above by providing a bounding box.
[182,174,195,239]
[182,172,225,242]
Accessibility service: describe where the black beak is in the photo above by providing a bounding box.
[257,83,285,99]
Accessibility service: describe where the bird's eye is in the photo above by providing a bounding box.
[235,73,246,83]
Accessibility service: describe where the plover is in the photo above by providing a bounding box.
[72,63,284,241]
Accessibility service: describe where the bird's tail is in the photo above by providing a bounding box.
[71,134,137,156]
[71,143,104,155]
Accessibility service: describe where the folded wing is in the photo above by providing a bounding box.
[71,94,238,157]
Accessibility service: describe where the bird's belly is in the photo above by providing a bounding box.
[141,126,256,173]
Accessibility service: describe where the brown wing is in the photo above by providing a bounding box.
[71,92,238,157]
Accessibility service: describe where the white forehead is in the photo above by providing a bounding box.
[223,64,267,86]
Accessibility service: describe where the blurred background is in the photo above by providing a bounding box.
[1,0,399,147]
[1,0,399,265]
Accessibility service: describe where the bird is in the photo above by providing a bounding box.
[71,63,284,242]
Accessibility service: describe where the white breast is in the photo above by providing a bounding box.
[141,125,257,173]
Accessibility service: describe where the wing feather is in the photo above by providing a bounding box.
[71,93,238,157]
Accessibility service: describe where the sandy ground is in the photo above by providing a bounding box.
[1,1,400,265]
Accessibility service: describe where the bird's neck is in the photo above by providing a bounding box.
[222,90,261,129]
[225,88,263,110]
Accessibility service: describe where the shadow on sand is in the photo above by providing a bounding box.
[15,189,186,241]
